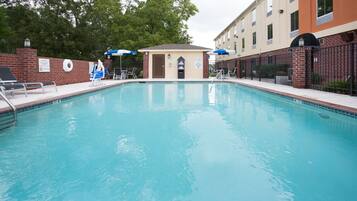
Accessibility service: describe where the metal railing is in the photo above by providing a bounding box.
[309,43,357,96]
[0,92,16,130]
[240,51,293,86]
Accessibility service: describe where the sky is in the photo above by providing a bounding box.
[187,0,255,49]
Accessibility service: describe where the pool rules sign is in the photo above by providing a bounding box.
[38,58,50,72]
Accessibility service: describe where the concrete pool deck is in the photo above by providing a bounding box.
[229,79,357,114]
[0,79,356,114]
[0,80,128,113]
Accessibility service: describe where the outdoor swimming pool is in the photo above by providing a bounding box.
[0,82,356,201]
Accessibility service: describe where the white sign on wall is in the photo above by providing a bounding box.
[38,58,50,72]
[195,57,202,69]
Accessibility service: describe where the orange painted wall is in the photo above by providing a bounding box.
[300,0,357,34]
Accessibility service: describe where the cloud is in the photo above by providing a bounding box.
[188,0,254,48]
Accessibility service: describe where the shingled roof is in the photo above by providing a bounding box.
[138,44,211,52]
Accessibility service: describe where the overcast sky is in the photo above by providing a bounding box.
[187,0,254,49]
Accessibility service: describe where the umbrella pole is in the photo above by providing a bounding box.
[113,65,116,80]
[120,56,122,72]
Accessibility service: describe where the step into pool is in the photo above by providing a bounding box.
[0,82,356,201]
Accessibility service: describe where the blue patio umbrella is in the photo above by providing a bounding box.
[207,49,235,55]
[104,49,137,73]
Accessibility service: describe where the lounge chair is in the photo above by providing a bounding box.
[127,67,137,79]
[0,83,27,97]
[0,67,57,93]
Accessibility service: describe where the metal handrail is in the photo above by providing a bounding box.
[0,92,16,120]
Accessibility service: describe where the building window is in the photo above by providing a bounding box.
[241,18,245,32]
[291,11,299,32]
[234,42,237,53]
[267,24,273,40]
[242,38,245,50]
[318,0,333,17]
[227,30,230,40]
[267,0,273,16]
[252,9,256,26]
[252,32,257,46]
[317,0,333,25]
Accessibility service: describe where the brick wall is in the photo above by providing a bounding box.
[33,57,92,85]
[319,31,357,48]
[0,53,23,81]
[0,48,95,85]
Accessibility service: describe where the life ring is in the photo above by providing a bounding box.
[63,59,74,72]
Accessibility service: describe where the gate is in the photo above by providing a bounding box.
[310,43,356,96]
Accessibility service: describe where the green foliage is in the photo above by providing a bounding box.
[209,72,217,77]
[323,80,350,94]
[257,64,290,78]
[0,7,11,51]
[311,73,322,85]
[0,0,198,64]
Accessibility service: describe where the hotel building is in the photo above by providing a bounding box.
[214,0,357,73]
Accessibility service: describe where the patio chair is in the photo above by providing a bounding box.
[127,67,137,79]
[113,68,121,80]
[216,69,225,79]
[0,83,27,97]
[0,67,57,93]
[120,69,128,80]
[227,68,237,78]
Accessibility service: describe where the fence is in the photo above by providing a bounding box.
[239,51,292,86]
[309,43,356,96]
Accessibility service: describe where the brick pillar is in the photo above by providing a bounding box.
[203,53,209,78]
[292,47,309,88]
[143,52,149,79]
[236,59,240,78]
[16,48,37,82]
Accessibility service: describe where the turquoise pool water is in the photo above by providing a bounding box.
[0,82,356,201]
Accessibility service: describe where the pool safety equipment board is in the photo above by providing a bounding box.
[38,58,50,72]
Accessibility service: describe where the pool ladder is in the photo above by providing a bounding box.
[0,92,16,130]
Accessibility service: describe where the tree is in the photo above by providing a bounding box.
[0,0,198,62]
[0,7,11,51]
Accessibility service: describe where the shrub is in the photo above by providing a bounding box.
[323,80,350,94]
[258,64,289,78]
[209,72,217,77]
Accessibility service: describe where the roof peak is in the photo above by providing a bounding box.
[139,44,211,52]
